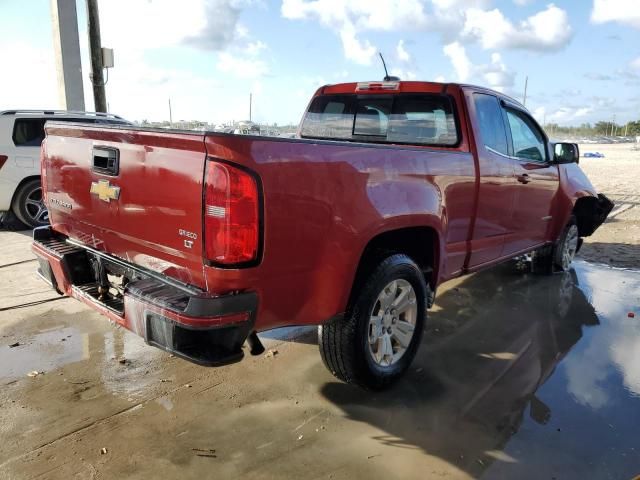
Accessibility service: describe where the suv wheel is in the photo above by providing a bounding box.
[318,254,427,390]
[12,178,49,229]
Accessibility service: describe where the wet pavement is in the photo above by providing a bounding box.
[1,230,639,479]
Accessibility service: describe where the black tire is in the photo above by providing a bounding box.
[11,178,49,229]
[532,216,579,275]
[553,216,580,271]
[318,254,427,390]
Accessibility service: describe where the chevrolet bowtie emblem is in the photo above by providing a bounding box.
[90,180,120,202]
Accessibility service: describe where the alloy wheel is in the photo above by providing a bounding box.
[561,224,579,270]
[367,279,418,367]
[24,185,49,225]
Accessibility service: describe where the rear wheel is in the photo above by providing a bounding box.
[318,254,427,390]
[12,178,49,228]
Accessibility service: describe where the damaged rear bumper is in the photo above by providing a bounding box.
[31,227,257,366]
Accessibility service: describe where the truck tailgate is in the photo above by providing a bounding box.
[43,123,207,289]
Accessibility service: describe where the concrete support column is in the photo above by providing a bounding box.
[51,0,85,111]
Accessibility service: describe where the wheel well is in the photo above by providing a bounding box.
[572,196,601,237]
[10,175,41,208]
[349,227,439,305]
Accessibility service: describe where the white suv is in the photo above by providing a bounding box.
[0,110,130,228]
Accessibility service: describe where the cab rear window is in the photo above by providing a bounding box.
[300,94,459,146]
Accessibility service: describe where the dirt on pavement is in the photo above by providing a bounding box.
[577,143,640,269]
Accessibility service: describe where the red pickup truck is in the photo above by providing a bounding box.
[32,80,612,389]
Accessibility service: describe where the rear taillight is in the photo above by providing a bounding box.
[204,160,260,266]
[0,155,7,170]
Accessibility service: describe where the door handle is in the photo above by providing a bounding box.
[517,173,531,184]
[92,146,119,176]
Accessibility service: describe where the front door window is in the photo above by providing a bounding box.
[505,109,547,163]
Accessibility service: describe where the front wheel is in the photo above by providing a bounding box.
[318,254,427,390]
[532,216,580,274]
[554,221,580,271]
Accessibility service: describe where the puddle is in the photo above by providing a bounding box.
[562,262,640,405]
[155,396,174,412]
[1,259,638,479]
[484,261,640,479]
[321,260,640,480]
[0,326,86,381]
[0,313,166,398]
[97,328,166,399]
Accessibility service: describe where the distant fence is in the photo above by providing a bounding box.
[550,136,639,144]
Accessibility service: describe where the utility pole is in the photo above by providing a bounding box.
[249,93,252,122]
[86,0,107,112]
[522,76,528,107]
[51,0,85,111]
[168,98,173,126]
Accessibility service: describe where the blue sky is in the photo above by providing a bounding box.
[1,0,639,126]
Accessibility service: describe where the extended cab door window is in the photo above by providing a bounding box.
[467,92,515,268]
[504,109,547,163]
[388,95,458,146]
[472,94,509,155]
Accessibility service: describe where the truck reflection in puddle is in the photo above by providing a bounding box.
[320,261,640,479]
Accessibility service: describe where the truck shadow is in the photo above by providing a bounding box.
[320,264,599,478]
[0,210,31,233]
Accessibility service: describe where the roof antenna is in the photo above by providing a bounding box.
[379,52,400,81]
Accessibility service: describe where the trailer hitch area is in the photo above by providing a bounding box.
[88,256,110,301]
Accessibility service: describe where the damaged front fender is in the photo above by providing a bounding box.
[574,194,614,237]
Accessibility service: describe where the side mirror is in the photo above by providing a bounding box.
[553,142,579,164]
